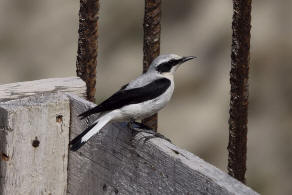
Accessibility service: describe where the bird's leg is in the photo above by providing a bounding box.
[127,119,136,130]
[132,121,153,131]
[128,119,141,141]
[131,121,172,143]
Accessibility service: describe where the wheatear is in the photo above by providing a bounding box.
[70,54,195,151]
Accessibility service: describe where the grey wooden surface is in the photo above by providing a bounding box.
[0,94,70,195]
[0,77,259,195]
[0,77,86,195]
[67,94,259,195]
[0,77,86,102]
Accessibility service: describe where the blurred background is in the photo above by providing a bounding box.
[1,0,292,194]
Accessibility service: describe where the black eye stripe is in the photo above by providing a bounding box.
[156,59,180,73]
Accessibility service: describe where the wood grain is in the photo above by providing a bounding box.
[67,94,259,195]
[0,78,259,194]
[0,77,86,102]
[0,77,86,195]
[0,94,70,195]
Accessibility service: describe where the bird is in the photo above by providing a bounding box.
[70,54,196,151]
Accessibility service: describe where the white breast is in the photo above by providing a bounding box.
[119,79,174,120]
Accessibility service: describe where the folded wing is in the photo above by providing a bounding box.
[79,78,171,119]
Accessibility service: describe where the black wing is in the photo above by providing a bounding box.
[79,78,171,119]
[120,83,129,90]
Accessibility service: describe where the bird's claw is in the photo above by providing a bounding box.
[127,121,172,143]
[139,133,172,143]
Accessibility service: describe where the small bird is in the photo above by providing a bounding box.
[70,54,195,151]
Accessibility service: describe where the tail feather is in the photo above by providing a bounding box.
[69,122,97,151]
[70,115,112,151]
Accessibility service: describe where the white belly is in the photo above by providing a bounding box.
[119,83,174,120]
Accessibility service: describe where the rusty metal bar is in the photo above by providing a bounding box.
[142,0,161,131]
[76,0,100,102]
[228,0,252,183]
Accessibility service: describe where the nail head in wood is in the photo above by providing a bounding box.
[32,137,40,148]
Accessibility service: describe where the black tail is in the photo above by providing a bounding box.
[69,122,97,151]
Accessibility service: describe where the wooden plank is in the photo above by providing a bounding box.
[0,77,86,195]
[0,94,70,195]
[67,94,259,195]
[0,77,86,102]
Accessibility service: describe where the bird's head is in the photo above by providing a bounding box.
[148,54,196,76]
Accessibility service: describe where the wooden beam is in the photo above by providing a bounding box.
[0,78,258,194]
[0,77,86,102]
[67,94,259,195]
[0,77,85,195]
[0,94,70,195]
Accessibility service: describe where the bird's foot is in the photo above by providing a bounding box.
[128,121,172,143]
[127,119,137,131]
[139,133,172,144]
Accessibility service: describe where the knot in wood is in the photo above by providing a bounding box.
[56,114,63,123]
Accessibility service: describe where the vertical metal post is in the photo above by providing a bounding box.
[76,0,100,102]
[228,0,252,183]
[142,0,161,131]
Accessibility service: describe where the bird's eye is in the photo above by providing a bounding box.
[156,59,179,73]
[169,59,177,66]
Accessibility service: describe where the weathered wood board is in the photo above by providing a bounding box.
[67,94,259,195]
[0,94,70,195]
[0,77,86,195]
[0,77,86,102]
[0,77,259,195]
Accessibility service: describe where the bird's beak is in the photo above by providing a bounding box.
[180,56,196,63]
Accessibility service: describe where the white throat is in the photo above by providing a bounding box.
[160,72,174,81]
